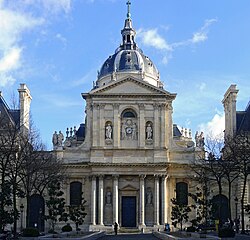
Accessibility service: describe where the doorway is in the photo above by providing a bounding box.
[122,196,136,227]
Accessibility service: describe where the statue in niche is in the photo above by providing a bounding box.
[105,123,112,140]
[121,123,126,140]
[146,188,153,204]
[106,190,112,205]
[132,122,137,140]
[58,131,64,147]
[146,123,153,140]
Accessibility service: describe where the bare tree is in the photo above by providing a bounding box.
[0,98,64,236]
[224,133,250,233]
[191,136,226,226]
[17,121,65,228]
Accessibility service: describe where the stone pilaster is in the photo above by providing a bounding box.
[92,104,99,147]
[153,104,160,148]
[166,103,173,147]
[139,175,146,227]
[154,175,160,226]
[113,175,119,224]
[84,100,92,147]
[113,104,120,147]
[81,177,86,200]
[66,179,70,206]
[160,104,166,148]
[99,104,105,147]
[98,175,104,225]
[139,104,145,147]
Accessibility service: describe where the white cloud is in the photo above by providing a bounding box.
[198,82,206,92]
[15,0,72,14]
[0,0,73,87]
[137,28,172,51]
[0,3,44,86]
[137,19,217,65]
[71,69,97,87]
[191,19,217,44]
[0,8,44,50]
[55,33,67,47]
[0,73,16,87]
[41,94,81,108]
[0,48,22,72]
[41,0,71,14]
[198,112,225,139]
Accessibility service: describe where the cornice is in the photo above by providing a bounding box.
[82,77,176,100]
[63,162,169,169]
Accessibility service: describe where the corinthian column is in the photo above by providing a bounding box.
[113,175,119,224]
[139,175,146,227]
[98,175,104,225]
[161,175,167,224]
[154,175,159,226]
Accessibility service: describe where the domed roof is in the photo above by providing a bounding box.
[99,48,158,79]
[96,1,163,88]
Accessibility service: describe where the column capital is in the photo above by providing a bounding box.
[139,103,145,110]
[100,104,105,109]
[89,175,96,181]
[153,103,161,110]
[93,103,100,109]
[113,103,120,109]
[139,174,146,180]
[154,174,160,180]
[98,174,104,180]
[112,174,119,180]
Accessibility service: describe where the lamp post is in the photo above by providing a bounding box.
[20,204,24,231]
[38,207,42,232]
[234,197,238,219]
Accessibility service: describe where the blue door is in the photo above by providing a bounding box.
[122,196,136,227]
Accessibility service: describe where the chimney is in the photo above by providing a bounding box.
[222,84,239,138]
[18,84,32,134]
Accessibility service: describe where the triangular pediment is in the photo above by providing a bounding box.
[120,184,138,191]
[87,77,176,97]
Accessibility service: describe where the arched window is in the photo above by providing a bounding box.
[122,109,137,118]
[70,181,82,206]
[176,182,188,205]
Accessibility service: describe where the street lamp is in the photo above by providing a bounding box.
[39,207,43,232]
[234,197,238,219]
[20,204,24,231]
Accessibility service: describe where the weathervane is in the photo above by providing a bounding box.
[126,0,131,19]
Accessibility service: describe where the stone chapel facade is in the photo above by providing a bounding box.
[52,3,203,231]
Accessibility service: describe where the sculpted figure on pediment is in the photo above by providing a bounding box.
[195,131,205,148]
[52,131,58,147]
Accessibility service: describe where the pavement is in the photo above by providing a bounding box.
[97,233,160,240]
[96,231,250,240]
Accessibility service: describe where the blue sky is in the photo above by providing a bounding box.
[0,0,250,149]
